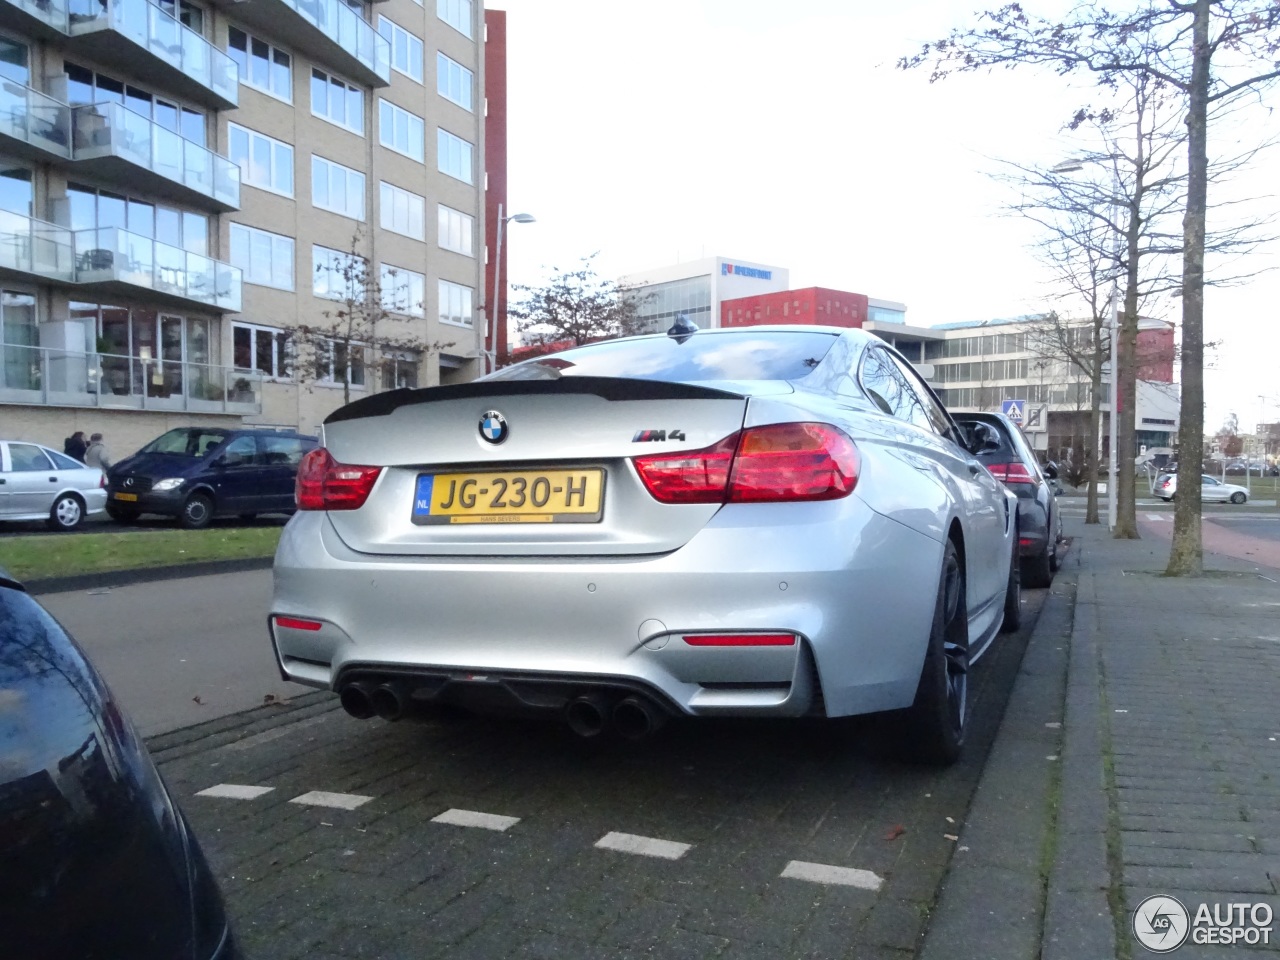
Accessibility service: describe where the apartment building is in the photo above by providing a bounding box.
[0,0,485,453]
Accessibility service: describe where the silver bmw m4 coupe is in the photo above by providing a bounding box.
[270,324,1020,763]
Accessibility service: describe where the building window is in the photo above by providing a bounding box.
[380,263,424,317]
[227,28,291,102]
[313,245,363,301]
[230,223,294,291]
[312,155,365,221]
[382,350,418,389]
[436,53,472,110]
[378,17,424,83]
[315,338,365,386]
[67,182,207,254]
[437,129,473,184]
[310,68,363,134]
[228,123,294,196]
[379,181,425,240]
[439,279,472,326]
[437,0,472,38]
[437,204,473,255]
[378,99,424,162]
[233,321,291,378]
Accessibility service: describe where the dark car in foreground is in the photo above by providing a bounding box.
[0,569,238,958]
[107,427,317,528]
[271,324,1020,765]
[953,411,1061,587]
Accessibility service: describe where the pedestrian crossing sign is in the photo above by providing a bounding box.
[1001,399,1026,423]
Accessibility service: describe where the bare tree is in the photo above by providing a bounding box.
[509,252,650,351]
[291,233,453,406]
[902,1,1280,574]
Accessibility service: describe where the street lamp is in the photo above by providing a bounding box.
[1051,159,1122,531]
[487,204,536,373]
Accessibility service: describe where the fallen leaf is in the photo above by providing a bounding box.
[263,694,277,704]
[944,834,959,842]
[884,824,906,841]
[945,816,955,824]
[192,695,203,705]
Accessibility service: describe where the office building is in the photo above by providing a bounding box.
[620,256,789,334]
[1,0,486,453]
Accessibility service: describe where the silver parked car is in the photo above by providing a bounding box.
[1155,473,1249,503]
[270,325,1020,763]
[0,441,107,530]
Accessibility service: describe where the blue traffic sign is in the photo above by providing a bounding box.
[1001,399,1027,423]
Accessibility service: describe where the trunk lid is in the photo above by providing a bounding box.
[321,377,752,556]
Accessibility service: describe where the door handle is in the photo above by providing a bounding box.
[49,476,59,482]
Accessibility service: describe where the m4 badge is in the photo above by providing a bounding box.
[632,429,686,442]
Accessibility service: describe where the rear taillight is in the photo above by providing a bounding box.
[632,423,859,505]
[295,447,383,511]
[986,462,1037,485]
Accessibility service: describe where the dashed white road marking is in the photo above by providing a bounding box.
[781,860,884,891]
[1143,513,1171,522]
[196,783,274,800]
[594,831,691,860]
[432,808,521,832]
[289,790,372,810]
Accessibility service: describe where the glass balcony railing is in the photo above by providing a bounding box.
[72,102,240,209]
[278,0,390,83]
[0,209,75,281]
[0,0,70,32]
[0,78,71,158]
[66,0,238,108]
[0,341,263,413]
[73,226,241,311]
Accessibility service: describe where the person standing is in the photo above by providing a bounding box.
[63,431,88,462]
[84,432,111,471]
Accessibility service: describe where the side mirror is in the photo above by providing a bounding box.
[1043,462,1059,480]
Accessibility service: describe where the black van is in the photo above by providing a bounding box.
[105,427,318,528]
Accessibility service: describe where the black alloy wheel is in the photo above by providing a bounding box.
[903,539,969,765]
[180,493,214,530]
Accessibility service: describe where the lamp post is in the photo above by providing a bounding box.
[487,204,535,373]
[1051,159,1122,531]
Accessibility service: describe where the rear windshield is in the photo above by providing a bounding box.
[139,428,229,457]
[486,331,839,384]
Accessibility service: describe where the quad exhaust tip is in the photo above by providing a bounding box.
[613,696,666,741]
[564,694,609,738]
[339,683,375,720]
[370,683,406,722]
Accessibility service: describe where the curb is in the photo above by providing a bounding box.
[917,537,1081,960]
[23,556,274,596]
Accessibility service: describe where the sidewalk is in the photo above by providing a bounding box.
[921,518,1280,959]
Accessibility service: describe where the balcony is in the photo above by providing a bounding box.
[0,210,75,283]
[74,227,241,312]
[0,342,263,415]
[217,0,389,87]
[72,103,240,212]
[0,0,237,109]
[0,78,71,160]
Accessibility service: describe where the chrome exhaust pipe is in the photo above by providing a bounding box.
[370,683,406,721]
[339,683,375,720]
[565,694,609,738]
[612,696,665,742]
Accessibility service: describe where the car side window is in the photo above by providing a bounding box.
[261,436,305,466]
[886,352,954,438]
[49,450,83,470]
[9,444,52,471]
[221,435,257,467]
[858,348,911,419]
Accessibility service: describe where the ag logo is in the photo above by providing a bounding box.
[1133,895,1190,953]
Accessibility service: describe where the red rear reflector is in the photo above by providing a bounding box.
[1019,538,1035,547]
[632,423,859,504]
[987,462,1037,484]
[275,616,323,631]
[296,447,382,511]
[682,634,797,647]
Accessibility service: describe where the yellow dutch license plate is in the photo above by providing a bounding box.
[113,492,138,502]
[411,469,605,525]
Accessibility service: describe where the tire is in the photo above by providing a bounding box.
[47,493,84,531]
[1048,535,1060,573]
[1022,543,1054,588]
[1160,497,1172,502]
[106,502,140,523]
[1230,492,1246,504]
[901,539,968,765]
[179,493,214,530]
[1000,542,1022,633]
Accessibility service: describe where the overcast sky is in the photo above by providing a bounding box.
[488,0,1280,434]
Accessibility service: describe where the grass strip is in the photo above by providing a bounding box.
[1,527,282,581]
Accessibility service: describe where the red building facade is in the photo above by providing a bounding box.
[721,288,870,329]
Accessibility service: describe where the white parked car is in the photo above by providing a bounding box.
[0,441,107,530]
[1155,473,1249,504]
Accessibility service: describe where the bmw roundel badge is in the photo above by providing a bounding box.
[479,410,508,444]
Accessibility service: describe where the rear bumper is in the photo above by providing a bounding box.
[1015,498,1050,557]
[269,497,946,719]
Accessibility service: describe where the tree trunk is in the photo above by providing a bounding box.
[1166,0,1211,576]
[1085,315,1103,524]
[1114,190,1143,538]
